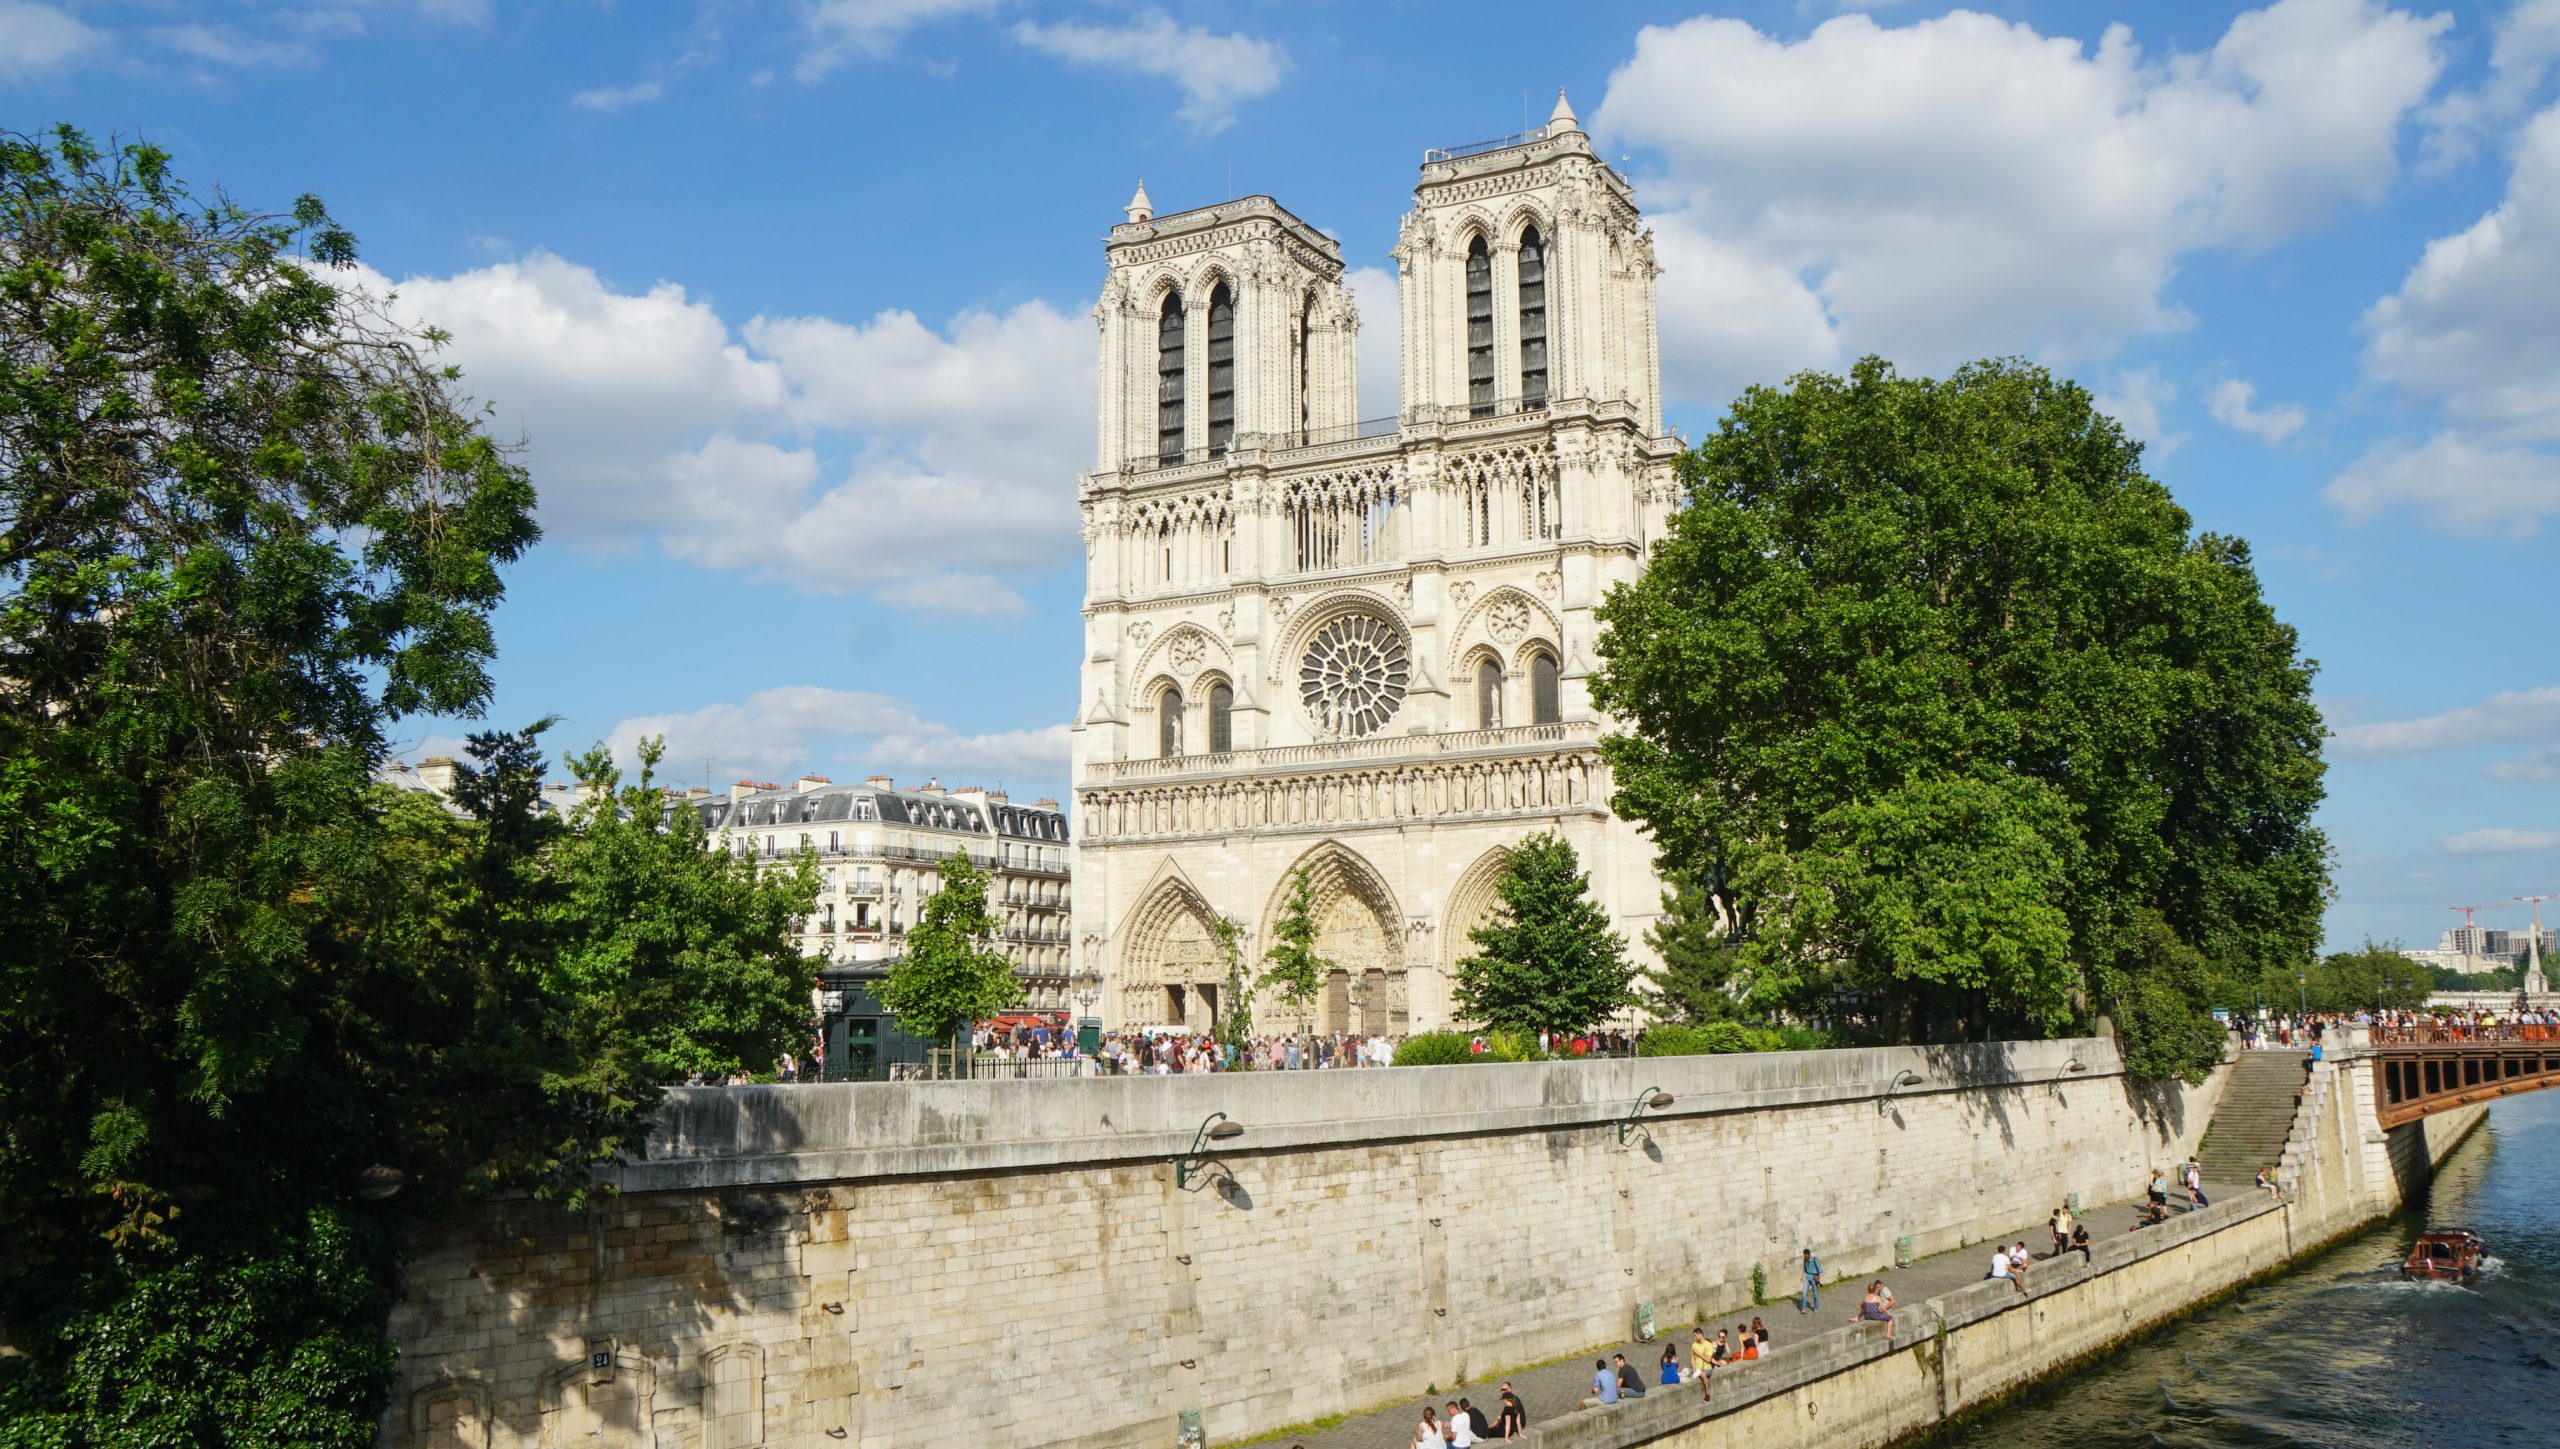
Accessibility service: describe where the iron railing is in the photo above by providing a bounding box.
[1424,130,1545,163]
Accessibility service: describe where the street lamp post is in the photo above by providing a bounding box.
[1072,966,1103,1059]
[2297,974,2309,1019]
[1348,975,1371,1041]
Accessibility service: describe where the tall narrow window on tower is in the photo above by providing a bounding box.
[1206,282,1236,457]
[1157,292,1186,464]
[1208,682,1234,753]
[1518,225,1548,409]
[1299,292,1316,434]
[1466,235,1494,418]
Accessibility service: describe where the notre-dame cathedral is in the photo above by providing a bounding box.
[1070,93,1684,1035]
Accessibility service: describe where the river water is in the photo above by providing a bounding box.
[1939,1091,2560,1449]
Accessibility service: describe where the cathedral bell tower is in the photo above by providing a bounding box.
[1072,96,1682,1038]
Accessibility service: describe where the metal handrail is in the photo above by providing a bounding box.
[1424,130,1545,163]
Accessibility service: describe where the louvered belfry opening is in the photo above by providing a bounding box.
[1518,225,1548,409]
[1206,282,1236,458]
[1157,292,1185,464]
[1466,234,1494,418]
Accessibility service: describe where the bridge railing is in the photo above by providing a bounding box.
[2372,1022,2559,1046]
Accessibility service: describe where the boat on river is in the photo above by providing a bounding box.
[2400,1227,2486,1282]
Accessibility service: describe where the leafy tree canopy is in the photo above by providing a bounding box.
[875,850,1019,1047]
[1593,357,2330,1079]
[1640,872,1744,1024]
[1454,831,1635,1035]
[1259,865,1332,1010]
[0,128,814,1443]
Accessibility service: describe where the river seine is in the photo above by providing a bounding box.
[1939,1090,2560,1449]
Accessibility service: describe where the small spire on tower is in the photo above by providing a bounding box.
[1547,87,1581,137]
[1125,180,1154,223]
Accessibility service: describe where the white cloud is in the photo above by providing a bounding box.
[149,22,320,68]
[1592,1,2449,408]
[797,0,997,77]
[1346,266,1400,424]
[573,80,666,112]
[0,1,103,79]
[2363,103,2560,445]
[1011,9,1287,133]
[2325,431,2560,533]
[2330,682,2560,758]
[2207,378,2308,443]
[605,686,1071,790]
[2442,827,2560,854]
[2341,96,2560,535]
[342,252,1090,613]
[2421,0,2560,167]
[2487,745,2560,783]
[2094,367,2184,456]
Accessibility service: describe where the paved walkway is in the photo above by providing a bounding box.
[1264,1179,2257,1447]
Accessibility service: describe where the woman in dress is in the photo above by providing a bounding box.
[1415,1405,1442,1447]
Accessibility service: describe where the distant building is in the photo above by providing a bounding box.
[666,775,1072,1078]
[386,758,1072,1079]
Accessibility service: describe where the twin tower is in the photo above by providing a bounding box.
[1070,94,1684,1036]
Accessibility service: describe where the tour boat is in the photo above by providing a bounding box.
[2400,1228,2486,1282]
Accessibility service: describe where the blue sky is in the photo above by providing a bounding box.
[11,0,2560,951]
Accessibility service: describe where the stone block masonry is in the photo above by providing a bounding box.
[383,1040,2232,1447]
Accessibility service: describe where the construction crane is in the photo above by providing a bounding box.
[2449,903,2512,928]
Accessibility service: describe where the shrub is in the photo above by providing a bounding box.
[1392,1032,1478,1067]
[1486,1030,1544,1062]
[1641,1020,1824,1056]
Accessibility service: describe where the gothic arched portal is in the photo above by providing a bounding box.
[1258,840,1409,1036]
[1116,870,1226,1031]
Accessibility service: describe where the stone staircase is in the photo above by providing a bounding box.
[2198,1050,2310,1183]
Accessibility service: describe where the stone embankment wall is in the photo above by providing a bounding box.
[385,1039,2234,1447]
[1533,1040,2483,1449]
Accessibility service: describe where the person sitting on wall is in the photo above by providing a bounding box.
[2256,1166,2282,1201]
[1854,1280,1897,1342]
[2071,1222,2093,1261]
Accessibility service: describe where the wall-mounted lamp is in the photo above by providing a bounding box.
[1618,1088,1676,1144]
[2050,1056,2087,1092]
[1878,1069,1925,1115]
[1175,1112,1245,1189]
[353,1165,406,1201]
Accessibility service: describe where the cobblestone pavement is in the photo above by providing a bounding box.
[1268,1178,2258,1448]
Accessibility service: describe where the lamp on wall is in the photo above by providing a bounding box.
[1878,1069,1925,1115]
[1617,1088,1675,1145]
[1175,1112,1246,1189]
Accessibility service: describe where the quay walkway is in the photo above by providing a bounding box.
[1273,1178,2251,1448]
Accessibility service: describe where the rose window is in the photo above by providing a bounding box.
[1299,613,1410,738]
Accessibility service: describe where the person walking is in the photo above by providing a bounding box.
[2050,1206,2072,1259]
[1800,1246,1822,1312]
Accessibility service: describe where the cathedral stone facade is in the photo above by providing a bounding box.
[1071,94,1683,1035]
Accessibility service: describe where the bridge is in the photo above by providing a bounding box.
[2370,1022,2560,1127]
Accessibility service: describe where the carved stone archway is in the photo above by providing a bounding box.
[1259,841,1407,1035]
[1115,868,1227,1031]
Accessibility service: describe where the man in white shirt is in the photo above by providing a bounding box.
[1988,1245,2011,1281]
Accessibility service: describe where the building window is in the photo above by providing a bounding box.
[1157,291,1185,463]
[1519,225,1547,408]
[1206,281,1235,457]
[1209,681,1234,753]
[1466,234,1494,418]
[1530,650,1561,724]
[1476,657,1503,729]
[1159,685,1185,757]
[827,829,840,852]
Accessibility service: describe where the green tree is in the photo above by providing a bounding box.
[1259,865,1333,1012]
[2303,941,2432,1014]
[1640,872,1744,1023]
[876,850,1019,1047]
[1593,357,2329,1079]
[0,130,817,1442]
[1454,831,1636,1035]
[1211,915,1253,1065]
